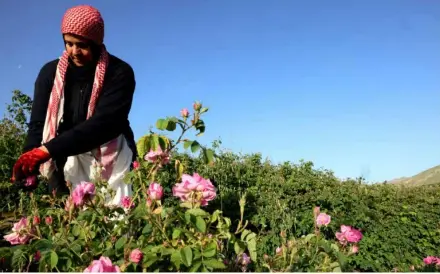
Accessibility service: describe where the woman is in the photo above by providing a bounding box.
[12,5,137,205]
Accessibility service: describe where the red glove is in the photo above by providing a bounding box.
[12,148,51,182]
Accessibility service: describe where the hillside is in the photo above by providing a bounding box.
[388,165,440,186]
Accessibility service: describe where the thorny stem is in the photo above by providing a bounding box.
[131,162,158,206]
[169,112,206,152]
[26,255,32,272]
[28,233,41,240]
[145,210,169,242]
[169,122,190,151]
[36,225,42,238]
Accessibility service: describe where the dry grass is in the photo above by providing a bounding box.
[389,165,440,186]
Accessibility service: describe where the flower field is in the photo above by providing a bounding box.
[0,91,439,272]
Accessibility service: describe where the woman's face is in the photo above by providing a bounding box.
[64,34,93,66]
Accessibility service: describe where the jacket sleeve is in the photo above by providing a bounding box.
[44,62,136,159]
[23,61,56,153]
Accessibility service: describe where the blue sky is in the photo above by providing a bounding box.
[1,0,439,182]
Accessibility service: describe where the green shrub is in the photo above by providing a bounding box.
[153,151,440,272]
[0,103,355,272]
[0,90,32,181]
[1,92,439,272]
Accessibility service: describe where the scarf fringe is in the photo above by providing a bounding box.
[40,46,116,180]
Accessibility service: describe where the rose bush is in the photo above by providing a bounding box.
[0,102,364,272]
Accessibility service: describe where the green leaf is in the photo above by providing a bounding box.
[333,266,342,272]
[31,239,53,252]
[172,229,182,239]
[245,231,256,243]
[210,210,221,223]
[161,247,174,256]
[240,229,251,242]
[49,251,58,270]
[170,250,181,269]
[202,148,215,164]
[156,118,167,130]
[65,258,72,271]
[194,216,206,233]
[199,107,209,114]
[331,243,339,252]
[72,225,80,237]
[183,140,193,149]
[304,233,315,243]
[203,242,217,258]
[247,238,257,262]
[189,260,202,272]
[203,258,226,269]
[136,135,150,158]
[191,141,201,153]
[158,135,170,150]
[234,241,245,255]
[151,134,160,150]
[195,120,206,137]
[187,208,208,216]
[144,254,158,267]
[142,224,153,236]
[337,253,348,267]
[180,246,193,267]
[166,119,176,131]
[115,236,127,251]
[11,248,27,270]
[193,248,202,260]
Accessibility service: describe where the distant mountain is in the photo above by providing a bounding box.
[388,165,440,186]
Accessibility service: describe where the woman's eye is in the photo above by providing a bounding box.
[77,42,88,49]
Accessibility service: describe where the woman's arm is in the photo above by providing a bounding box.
[43,60,136,159]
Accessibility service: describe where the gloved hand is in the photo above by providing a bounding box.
[12,147,51,182]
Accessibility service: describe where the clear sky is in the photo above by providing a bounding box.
[1,0,439,183]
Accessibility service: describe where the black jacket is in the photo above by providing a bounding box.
[23,54,137,162]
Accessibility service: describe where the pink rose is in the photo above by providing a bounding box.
[146,198,152,208]
[345,228,363,243]
[25,176,37,187]
[351,245,359,254]
[180,108,189,118]
[423,256,438,265]
[3,217,32,245]
[132,161,140,170]
[144,147,170,166]
[238,253,251,266]
[84,256,120,272]
[121,196,135,209]
[65,196,74,211]
[335,225,363,244]
[129,249,143,264]
[45,216,52,225]
[172,173,216,206]
[34,250,41,262]
[193,101,202,111]
[275,247,282,255]
[72,181,96,207]
[33,216,40,225]
[147,182,163,200]
[316,213,331,227]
